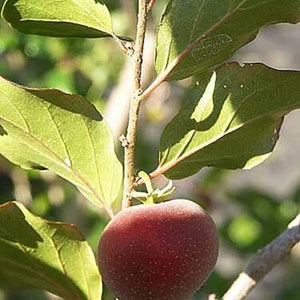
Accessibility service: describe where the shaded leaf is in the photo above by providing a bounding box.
[156,0,300,80]
[0,201,102,300]
[2,0,130,40]
[0,76,122,214]
[157,63,300,179]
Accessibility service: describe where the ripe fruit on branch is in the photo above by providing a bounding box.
[98,199,219,300]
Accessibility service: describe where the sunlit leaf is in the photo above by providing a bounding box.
[157,63,300,179]
[2,0,130,40]
[0,76,122,214]
[156,0,300,80]
[0,201,102,300]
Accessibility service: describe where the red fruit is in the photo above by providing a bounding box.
[98,199,219,300]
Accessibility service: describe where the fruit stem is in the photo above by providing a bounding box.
[122,0,148,209]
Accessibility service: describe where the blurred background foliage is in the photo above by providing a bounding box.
[0,0,299,299]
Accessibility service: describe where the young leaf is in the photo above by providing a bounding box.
[2,0,128,40]
[157,63,300,179]
[0,76,122,215]
[156,0,300,81]
[0,201,102,300]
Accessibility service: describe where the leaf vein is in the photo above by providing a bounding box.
[0,117,106,208]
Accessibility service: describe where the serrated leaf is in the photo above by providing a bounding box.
[0,201,102,300]
[157,63,300,179]
[2,0,129,40]
[156,0,300,81]
[0,76,122,214]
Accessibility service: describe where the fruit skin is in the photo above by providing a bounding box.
[98,199,219,300]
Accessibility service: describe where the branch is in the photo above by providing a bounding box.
[218,213,300,300]
[122,0,148,209]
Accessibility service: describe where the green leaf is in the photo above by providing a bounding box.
[0,201,102,300]
[0,76,122,215]
[156,0,300,81]
[158,63,300,179]
[2,0,128,40]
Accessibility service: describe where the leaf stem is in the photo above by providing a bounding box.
[147,0,156,12]
[140,43,193,101]
[122,0,148,209]
[111,34,128,54]
[140,5,240,98]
